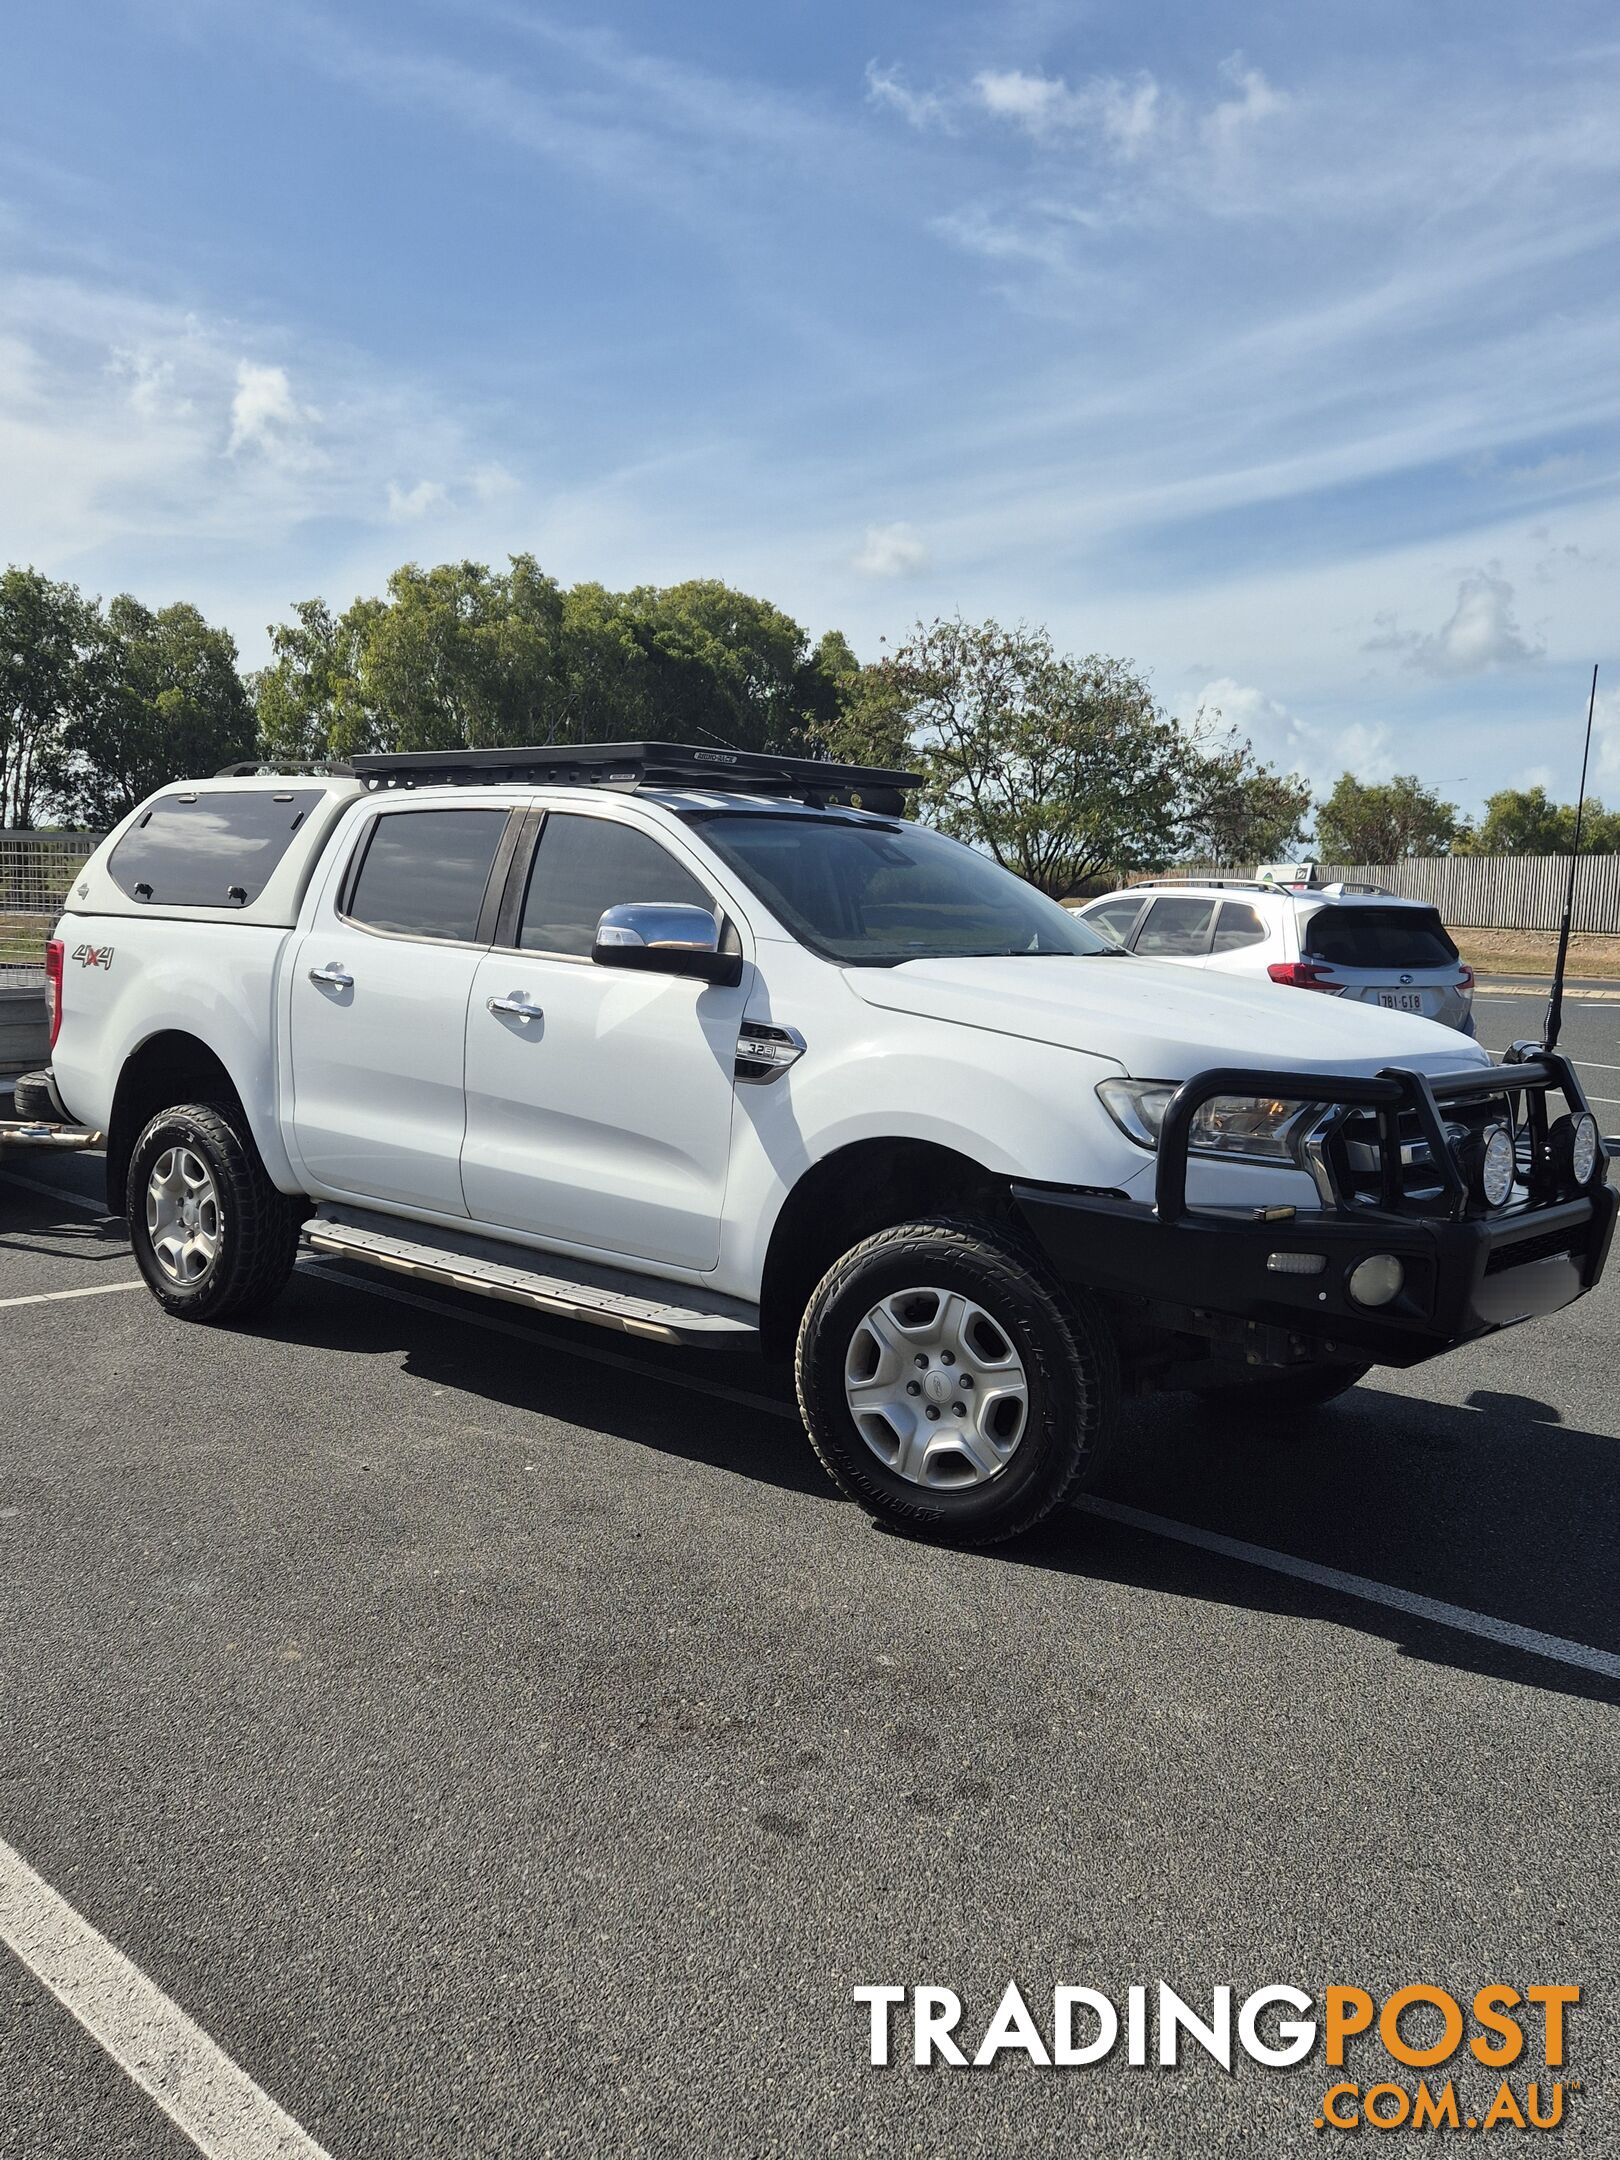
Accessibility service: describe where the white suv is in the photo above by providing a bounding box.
[1077,876,1476,1035]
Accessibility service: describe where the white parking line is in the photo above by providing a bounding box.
[1075,1497,1620,1681]
[0,1166,108,1214]
[0,1279,144,1310]
[0,1834,333,2160]
[7,1168,1618,1684]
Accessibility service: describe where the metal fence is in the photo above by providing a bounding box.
[1160,855,1620,936]
[0,832,103,979]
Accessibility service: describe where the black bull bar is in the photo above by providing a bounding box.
[1014,1054,1616,1369]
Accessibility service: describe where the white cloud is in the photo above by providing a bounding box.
[1181,676,1394,794]
[972,66,1165,157]
[471,459,519,501]
[386,477,448,520]
[852,520,928,576]
[865,62,949,132]
[1202,54,1288,154]
[1367,567,1544,678]
[226,359,309,458]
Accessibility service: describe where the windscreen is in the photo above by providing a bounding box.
[688,812,1112,965]
[1302,905,1459,969]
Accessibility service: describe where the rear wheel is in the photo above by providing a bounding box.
[128,1101,302,1321]
[795,1217,1117,1546]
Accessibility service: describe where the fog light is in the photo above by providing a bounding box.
[1266,1251,1326,1275]
[1348,1253,1405,1308]
[1480,1125,1515,1208]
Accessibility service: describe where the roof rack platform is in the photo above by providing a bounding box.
[350,740,922,812]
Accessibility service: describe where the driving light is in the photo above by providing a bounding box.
[1266,1251,1326,1275]
[1546,1110,1602,1189]
[1348,1253,1405,1308]
[1095,1081,1321,1161]
[1480,1125,1515,1208]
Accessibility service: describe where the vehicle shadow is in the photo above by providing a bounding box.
[254,1266,1620,1709]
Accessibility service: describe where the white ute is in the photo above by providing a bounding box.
[22,742,1614,1546]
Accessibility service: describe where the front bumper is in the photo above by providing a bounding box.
[1015,1054,1615,1369]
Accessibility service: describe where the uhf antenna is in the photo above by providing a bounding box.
[1542,663,1599,1054]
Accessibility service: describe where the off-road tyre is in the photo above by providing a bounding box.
[127,1100,302,1322]
[795,1217,1119,1546]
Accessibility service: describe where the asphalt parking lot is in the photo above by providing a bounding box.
[2,991,1618,2158]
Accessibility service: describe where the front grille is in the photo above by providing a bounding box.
[1484,1227,1579,1274]
[1329,1088,1514,1208]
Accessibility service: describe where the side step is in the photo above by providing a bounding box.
[303,1205,758,1345]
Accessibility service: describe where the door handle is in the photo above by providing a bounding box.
[309,963,353,989]
[487,993,541,1022]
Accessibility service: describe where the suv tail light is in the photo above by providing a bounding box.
[1457,963,1475,994]
[45,939,64,1049]
[1267,960,1340,993]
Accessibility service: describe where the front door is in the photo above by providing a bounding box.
[289,803,512,1215]
[460,808,747,1270]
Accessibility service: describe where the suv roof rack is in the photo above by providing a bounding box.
[349,740,924,813]
[1129,875,1275,893]
[214,759,356,777]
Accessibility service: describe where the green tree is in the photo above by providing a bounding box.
[0,567,106,827]
[1178,721,1313,864]
[1457,784,1620,855]
[1314,772,1465,861]
[52,596,253,828]
[868,617,1186,892]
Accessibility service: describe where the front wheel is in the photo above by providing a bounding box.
[128,1101,302,1321]
[795,1217,1118,1546]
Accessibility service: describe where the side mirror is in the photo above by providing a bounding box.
[592,902,743,986]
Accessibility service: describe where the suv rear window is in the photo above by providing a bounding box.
[1302,905,1458,969]
[109,789,325,907]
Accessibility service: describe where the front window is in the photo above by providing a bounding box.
[686,812,1112,965]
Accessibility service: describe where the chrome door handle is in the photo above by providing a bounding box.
[309,963,353,989]
[487,993,541,1022]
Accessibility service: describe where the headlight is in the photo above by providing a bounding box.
[1096,1079,1321,1161]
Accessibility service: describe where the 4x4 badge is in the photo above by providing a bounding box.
[71,944,114,970]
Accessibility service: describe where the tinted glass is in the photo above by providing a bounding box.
[1302,906,1458,969]
[346,809,507,941]
[1211,901,1267,953]
[108,789,324,907]
[1085,897,1146,946]
[520,812,713,957]
[688,813,1111,965]
[1135,896,1217,956]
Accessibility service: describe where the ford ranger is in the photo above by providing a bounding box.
[15,742,1614,1544]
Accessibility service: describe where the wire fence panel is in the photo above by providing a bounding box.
[1166,856,1620,935]
[0,832,104,980]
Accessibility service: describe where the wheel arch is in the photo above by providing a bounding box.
[757,1136,1015,1357]
[106,1030,254,1216]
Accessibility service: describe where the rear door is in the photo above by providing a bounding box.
[1202,898,1279,978]
[460,807,748,1269]
[289,803,516,1214]
[1128,895,1217,968]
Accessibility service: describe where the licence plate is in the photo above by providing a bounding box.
[1377,991,1423,1012]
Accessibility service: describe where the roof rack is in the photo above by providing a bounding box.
[1128,875,1275,893]
[349,740,924,814]
[214,759,356,778]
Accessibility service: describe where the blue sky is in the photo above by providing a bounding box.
[5,0,1620,811]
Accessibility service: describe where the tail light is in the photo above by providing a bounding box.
[1266,960,1340,993]
[1457,963,1475,994]
[45,938,64,1049]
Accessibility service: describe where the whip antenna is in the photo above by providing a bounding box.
[1543,663,1599,1054]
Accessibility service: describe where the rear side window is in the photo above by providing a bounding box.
[1302,906,1458,969]
[520,812,714,958]
[1084,896,1146,946]
[345,809,508,942]
[1211,901,1268,953]
[108,789,324,907]
[1135,896,1216,956]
